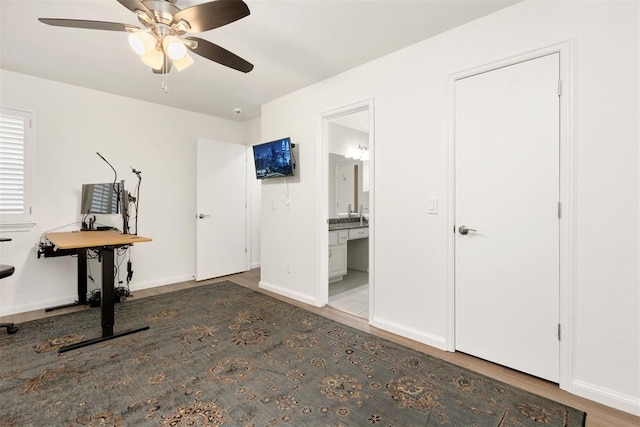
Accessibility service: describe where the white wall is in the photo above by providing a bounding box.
[260,0,639,415]
[244,117,262,268]
[0,70,248,314]
[328,122,368,157]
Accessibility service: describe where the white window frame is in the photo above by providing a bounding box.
[0,107,36,230]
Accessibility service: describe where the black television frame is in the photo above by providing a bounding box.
[252,137,296,180]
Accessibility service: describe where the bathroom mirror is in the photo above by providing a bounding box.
[327,111,369,219]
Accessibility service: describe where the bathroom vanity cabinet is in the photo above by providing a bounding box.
[329,230,348,282]
[328,223,369,282]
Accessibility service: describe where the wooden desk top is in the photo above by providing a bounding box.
[45,230,152,250]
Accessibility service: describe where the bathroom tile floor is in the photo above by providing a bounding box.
[328,269,369,319]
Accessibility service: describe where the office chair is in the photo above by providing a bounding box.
[0,238,18,334]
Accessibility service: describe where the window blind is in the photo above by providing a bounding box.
[0,110,28,218]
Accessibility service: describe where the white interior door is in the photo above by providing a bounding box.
[454,54,560,382]
[196,138,248,281]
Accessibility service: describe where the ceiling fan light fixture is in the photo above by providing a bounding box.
[128,31,156,56]
[163,36,187,60]
[173,53,194,71]
[183,38,198,50]
[141,48,165,70]
[174,19,191,34]
[134,9,153,26]
[38,0,253,88]
[128,33,145,56]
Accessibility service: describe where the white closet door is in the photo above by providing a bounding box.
[196,138,248,281]
[455,54,560,382]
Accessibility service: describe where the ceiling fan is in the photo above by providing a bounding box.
[39,0,254,77]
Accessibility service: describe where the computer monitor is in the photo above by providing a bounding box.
[80,182,121,215]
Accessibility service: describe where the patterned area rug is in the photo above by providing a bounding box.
[0,281,586,426]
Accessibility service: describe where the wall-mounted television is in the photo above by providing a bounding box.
[80,182,121,214]
[252,137,295,179]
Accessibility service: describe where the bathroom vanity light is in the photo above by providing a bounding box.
[347,145,369,161]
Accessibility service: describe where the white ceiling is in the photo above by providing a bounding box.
[0,0,521,122]
[331,110,369,134]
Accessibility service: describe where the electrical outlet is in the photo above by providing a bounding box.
[271,199,276,210]
[287,263,292,273]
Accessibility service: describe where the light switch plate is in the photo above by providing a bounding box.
[428,198,438,214]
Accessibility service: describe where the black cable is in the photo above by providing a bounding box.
[86,258,95,284]
[129,167,142,235]
[114,246,132,301]
[96,152,118,195]
[134,175,141,235]
[290,142,297,171]
[39,222,84,246]
[96,152,124,230]
[115,246,128,282]
[126,249,133,286]
[87,249,100,259]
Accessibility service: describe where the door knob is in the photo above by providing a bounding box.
[198,214,211,219]
[458,225,477,235]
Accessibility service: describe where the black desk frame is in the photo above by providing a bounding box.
[43,248,88,311]
[40,241,149,353]
[58,245,149,353]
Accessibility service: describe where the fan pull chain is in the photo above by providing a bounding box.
[161,53,169,93]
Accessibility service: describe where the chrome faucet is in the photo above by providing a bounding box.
[347,204,352,218]
[360,204,368,226]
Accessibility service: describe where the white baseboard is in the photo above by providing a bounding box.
[0,275,196,317]
[370,316,447,351]
[250,261,261,269]
[0,295,80,317]
[258,280,317,306]
[571,379,640,416]
[129,274,195,292]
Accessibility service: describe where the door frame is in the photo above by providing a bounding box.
[446,41,575,390]
[317,98,375,314]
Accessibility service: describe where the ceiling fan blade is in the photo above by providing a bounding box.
[186,36,253,73]
[39,18,138,32]
[117,0,154,18]
[173,0,250,33]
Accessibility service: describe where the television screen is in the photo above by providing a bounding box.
[253,137,295,179]
[80,182,121,214]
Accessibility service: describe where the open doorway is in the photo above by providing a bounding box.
[320,100,374,320]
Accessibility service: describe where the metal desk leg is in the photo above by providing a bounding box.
[77,249,87,305]
[45,249,89,312]
[58,246,149,354]
[101,247,115,337]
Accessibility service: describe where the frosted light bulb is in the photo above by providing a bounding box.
[163,36,187,60]
[128,33,145,56]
